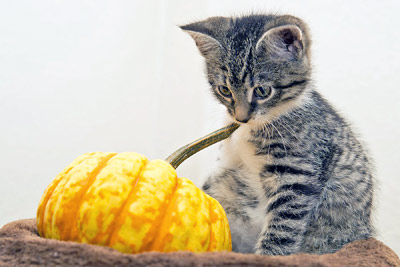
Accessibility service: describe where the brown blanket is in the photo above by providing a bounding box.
[1,219,399,266]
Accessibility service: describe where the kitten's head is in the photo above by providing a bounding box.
[181,14,312,126]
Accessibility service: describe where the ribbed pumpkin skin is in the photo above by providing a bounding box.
[36,152,232,253]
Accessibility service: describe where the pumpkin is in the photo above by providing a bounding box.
[36,123,239,254]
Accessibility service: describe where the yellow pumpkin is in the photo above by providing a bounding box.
[36,123,239,254]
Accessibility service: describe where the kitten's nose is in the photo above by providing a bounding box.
[234,105,251,123]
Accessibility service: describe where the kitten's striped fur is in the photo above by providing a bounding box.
[181,14,375,255]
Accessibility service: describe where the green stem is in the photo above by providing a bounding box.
[165,123,240,169]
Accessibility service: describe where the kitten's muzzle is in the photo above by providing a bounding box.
[234,103,251,123]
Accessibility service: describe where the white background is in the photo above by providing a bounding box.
[1,0,399,255]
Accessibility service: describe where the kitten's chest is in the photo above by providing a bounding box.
[215,125,280,252]
[220,125,272,225]
[221,125,269,172]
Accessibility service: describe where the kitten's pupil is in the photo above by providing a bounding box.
[254,86,271,99]
[218,86,232,97]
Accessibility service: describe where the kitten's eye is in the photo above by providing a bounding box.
[218,86,232,97]
[254,86,271,99]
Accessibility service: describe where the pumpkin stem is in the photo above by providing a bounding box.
[165,123,240,169]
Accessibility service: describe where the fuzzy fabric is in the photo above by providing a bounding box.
[0,219,399,266]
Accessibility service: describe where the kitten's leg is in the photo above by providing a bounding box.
[202,169,259,253]
[255,182,319,255]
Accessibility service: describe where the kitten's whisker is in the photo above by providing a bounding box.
[269,114,300,142]
[264,123,272,150]
[266,123,272,156]
[262,119,275,156]
[269,120,288,156]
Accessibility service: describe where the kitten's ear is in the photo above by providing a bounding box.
[180,24,223,59]
[256,25,304,60]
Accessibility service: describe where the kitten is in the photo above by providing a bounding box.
[180,14,375,255]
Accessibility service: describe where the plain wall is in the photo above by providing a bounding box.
[1,0,399,255]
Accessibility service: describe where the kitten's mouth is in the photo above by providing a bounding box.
[231,116,257,126]
[228,111,264,127]
[230,115,249,124]
[235,118,250,124]
[231,115,270,128]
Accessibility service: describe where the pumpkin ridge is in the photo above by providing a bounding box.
[46,153,107,239]
[149,178,181,251]
[206,196,214,251]
[37,165,73,237]
[106,158,148,247]
[37,154,96,236]
[217,201,227,250]
[60,153,117,240]
[145,175,180,251]
[217,199,232,250]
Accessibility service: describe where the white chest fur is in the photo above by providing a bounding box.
[220,124,267,172]
[218,124,274,252]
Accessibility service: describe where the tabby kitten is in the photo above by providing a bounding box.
[181,14,375,255]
